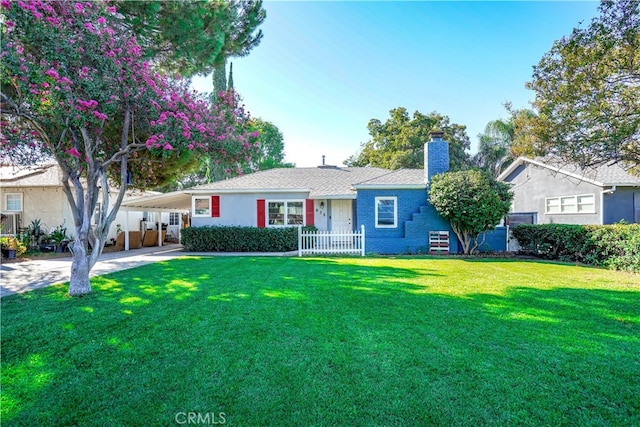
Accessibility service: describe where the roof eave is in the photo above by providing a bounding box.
[186,188,311,195]
[352,184,427,190]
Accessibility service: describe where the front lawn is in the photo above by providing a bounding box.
[2,257,639,426]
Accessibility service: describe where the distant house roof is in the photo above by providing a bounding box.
[193,166,427,198]
[0,163,158,198]
[0,164,62,187]
[498,157,640,187]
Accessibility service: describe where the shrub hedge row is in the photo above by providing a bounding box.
[512,223,640,272]
[181,226,306,252]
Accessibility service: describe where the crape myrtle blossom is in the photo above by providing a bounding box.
[0,0,258,295]
[1,0,257,172]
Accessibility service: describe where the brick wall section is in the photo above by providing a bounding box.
[425,140,450,182]
[474,227,508,252]
[356,188,459,254]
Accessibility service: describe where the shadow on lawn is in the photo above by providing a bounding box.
[1,257,639,425]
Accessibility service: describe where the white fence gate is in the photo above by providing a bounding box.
[298,225,365,256]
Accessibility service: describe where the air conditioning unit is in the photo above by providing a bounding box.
[1,212,22,235]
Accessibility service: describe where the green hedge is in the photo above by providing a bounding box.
[181,226,304,252]
[512,223,640,272]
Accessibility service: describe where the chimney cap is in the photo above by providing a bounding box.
[429,130,444,141]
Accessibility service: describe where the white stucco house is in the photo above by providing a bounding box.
[0,164,179,244]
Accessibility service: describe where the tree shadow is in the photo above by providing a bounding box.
[1,257,638,425]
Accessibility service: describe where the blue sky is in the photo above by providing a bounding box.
[192,1,601,167]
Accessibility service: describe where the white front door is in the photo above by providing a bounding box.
[331,200,352,232]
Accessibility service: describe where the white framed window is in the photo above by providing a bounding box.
[375,196,397,228]
[5,193,23,212]
[192,196,210,217]
[545,194,595,214]
[169,212,180,226]
[267,200,304,226]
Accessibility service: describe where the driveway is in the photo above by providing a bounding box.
[0,245,297,297]
[0,244,185,297]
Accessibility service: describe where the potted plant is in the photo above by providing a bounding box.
[27,219,46,250]
[48,225,70,253]
[1,236,27,259]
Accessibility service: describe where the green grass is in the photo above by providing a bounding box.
[2,257,639,426]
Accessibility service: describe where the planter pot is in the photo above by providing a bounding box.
[2,248,16,259]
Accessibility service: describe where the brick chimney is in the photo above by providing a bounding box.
[425,130,449,183]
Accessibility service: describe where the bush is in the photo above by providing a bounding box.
[588,223,640,273]
[181,226,311,252]
[0,236,28,257]
[512,223,640,272]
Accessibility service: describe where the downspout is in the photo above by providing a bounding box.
[600,185,616,224]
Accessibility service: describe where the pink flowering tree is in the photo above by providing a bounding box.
[0,0,258,295]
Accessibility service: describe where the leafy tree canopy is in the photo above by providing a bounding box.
[344,107,471,171]
[0,0,256,295]
[429,170,513,254]
[474,104,538,177]
[474,118,514,178]
[114,0,264,79]
[526,0,640,170]
[247,118,294,171]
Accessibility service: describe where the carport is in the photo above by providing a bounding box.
[119,189,207,250]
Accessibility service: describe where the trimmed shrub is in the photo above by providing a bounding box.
[512,223,640,272]
[588,223,640,272]
[181,226,305,252]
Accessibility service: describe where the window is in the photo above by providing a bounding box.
[375,196,397,228]
[5,193,22,212]
[169,212,180,226]
[545,194,595,214]
[192,197,210,216]
[267,200,305,226]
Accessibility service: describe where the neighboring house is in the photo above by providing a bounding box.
[498,157,640,225]
[122,132,508,254]
[0,164,166,242]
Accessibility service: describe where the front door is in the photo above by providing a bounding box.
[331,200,352,232]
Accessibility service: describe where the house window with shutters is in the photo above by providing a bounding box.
[192,196,210,217]
[266,200,304,226]
[192,196,220,217]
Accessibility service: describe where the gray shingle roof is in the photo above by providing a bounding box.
[534,157,640,186]
[193,167,426,198]
[499,157,640,186]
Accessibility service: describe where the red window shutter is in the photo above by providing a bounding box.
[257,199,266,228]
[211,195,220,218]
[305,199,314,226]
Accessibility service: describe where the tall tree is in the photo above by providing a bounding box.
[114,0,231,77]
[527,0,640,170]
[429,170,513,254]
[0,0,256,295]
[212,0,265,95]
[474,118,514,178]
[344,107,471,171]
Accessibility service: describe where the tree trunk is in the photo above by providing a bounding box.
[68,236,92,296]
[452,225,472,255]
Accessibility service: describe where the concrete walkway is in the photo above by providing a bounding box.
[0,245,296,297]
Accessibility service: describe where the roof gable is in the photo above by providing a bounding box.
[498,157,640,187]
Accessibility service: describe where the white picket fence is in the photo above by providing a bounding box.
[298,225,365,256]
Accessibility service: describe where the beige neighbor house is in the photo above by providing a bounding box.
[0,164,180,247]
